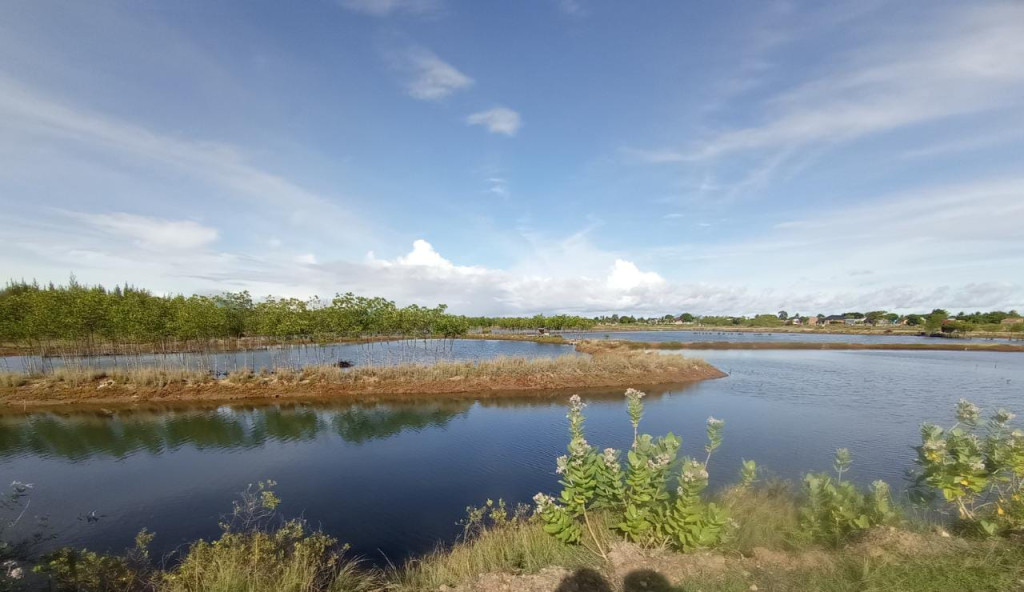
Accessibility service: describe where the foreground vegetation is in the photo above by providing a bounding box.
[4,395,1023,591]
[0,352,723,407]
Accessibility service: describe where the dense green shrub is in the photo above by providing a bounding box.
[799,449,897,545]
[535,390,728,555]
[914,399,1024,536]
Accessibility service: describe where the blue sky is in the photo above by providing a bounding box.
[1,0,1023,315]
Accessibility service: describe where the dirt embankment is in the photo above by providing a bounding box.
[0,352,724,410]
[577,339,1024,354]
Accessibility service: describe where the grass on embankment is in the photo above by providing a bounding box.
[0,351,723,408]
[33,483,1023,592]
[393,484,1024,592]
[577,338,1024,354]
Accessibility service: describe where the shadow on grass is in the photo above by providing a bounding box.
[555,567,675,592]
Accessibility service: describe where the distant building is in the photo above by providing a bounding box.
[805,316,819,326]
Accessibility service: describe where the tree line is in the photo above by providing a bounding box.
[0,280,598,355]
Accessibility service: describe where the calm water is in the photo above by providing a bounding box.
[1,349,1022,564]
[584,329,1016,344]
[0,339,577,374]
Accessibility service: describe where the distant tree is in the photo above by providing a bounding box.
[906,314,924,326]
[865,310,888,325]
[925,309,949,333]
[778,310,789,321]
[679,313,695,323]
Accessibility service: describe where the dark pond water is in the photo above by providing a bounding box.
[583,329,1017,344]
[0,339,577,374]
[1,349,1022,565]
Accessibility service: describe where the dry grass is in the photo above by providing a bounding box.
[0,352,723,407]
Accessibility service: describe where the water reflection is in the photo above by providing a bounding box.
[0,402,473,460]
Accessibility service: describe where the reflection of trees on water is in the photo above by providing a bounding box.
[330,404,469,444]
[0,402,472,460]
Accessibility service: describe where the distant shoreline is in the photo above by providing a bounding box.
[587,325,1020,339]
[576,339,1024,354]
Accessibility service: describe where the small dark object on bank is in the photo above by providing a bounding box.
[335,360,354,368]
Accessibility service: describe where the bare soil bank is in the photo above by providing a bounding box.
[578,339,1024,354]
[0,352,724,409]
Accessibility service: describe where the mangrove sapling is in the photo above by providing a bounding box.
[800,449,897,546]
[914,399,1024,536]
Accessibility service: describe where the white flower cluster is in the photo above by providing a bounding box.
[969,460,986,473]
[602,448,620,471]
[922,439,947,454]
[624,388,646,402]
[993,409,1016,424]
[568,437,592,458]
[568,394,586,414]
[706,416,724,428]
[681,460,709,484]
[533,492,556,514]
[2,560,23,580]
[555,455,569,475]
[647,452,672,471]
[956,399,981,425]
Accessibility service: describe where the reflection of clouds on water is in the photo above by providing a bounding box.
[0,402,472,460]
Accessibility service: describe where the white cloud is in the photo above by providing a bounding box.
[689,3,1024,160]
[295,253,317,265]
[74,212,218,250]
[485,177,509,197]
[606,259,665,291]
[466,107,522,136]
[397,48,473,100]
[338,0,439,16]
[0,75,372,247]
[557,0,586,16]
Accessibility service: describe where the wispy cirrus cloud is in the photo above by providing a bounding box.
[691,3,1024,160]
[73,212,218,250]
[337,0,440,17]
[466,107,522,136]
[393,47,473,100]
[0,74,381,256]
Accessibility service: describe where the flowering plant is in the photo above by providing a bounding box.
[914,399,1024,536]
[535,389,728,554]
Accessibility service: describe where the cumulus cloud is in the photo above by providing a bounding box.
[396,48,473,100]
[74,212,218,250]
[466,107,522,136]
[606,259,664,291]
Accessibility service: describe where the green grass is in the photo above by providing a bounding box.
[393,517,605,591]
[27,483,1024,592]
[663,543,1024,592]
